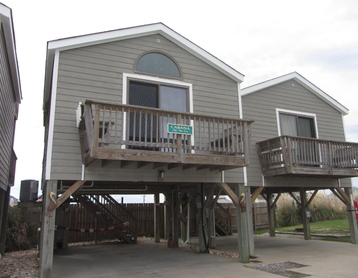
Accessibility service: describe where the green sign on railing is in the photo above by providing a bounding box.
[167,123,193,135]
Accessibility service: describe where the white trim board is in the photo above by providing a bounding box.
[45,51,60,180]
[242,72,348,115]
[0,3,22,102]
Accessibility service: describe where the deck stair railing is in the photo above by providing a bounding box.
[257,136,358,177]
[214,202,232,235]
[77,194,137,243]
[78,100,253,168]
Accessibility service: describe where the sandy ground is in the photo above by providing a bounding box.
[0,249,39,278]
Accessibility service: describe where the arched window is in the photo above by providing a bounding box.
[135,52,181,78]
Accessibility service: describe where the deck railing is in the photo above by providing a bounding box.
[78,101,253,167]
[257,136,358,177]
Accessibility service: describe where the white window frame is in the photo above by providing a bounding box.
[122,73,194,150]
[276,108,319,138]
[276,108,322,167]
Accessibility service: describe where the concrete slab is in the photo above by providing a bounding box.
[53,235,358,278]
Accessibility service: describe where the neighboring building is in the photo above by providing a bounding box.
[40,23,253,276]
[0,3,21,256]
[241,72,358,239]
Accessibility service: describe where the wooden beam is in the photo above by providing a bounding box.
[182,164,196,171]
[203,185,216,210]
[211,188,222,209]
[300,188,311,240]
[153,163,165,169]
[251,186,264,204]
[235,184,250,263]
[289,192,301,206]
[47,180,85,214]
[336,187,350,204]
[330,189,346,204]
[306,189,319,208]
[168,163,181,170]
[196,184,206,253]
[271,192,281,210]
[267,189,275,237]
[196,165,211,171]
[154,193,160,243]
[172,190,179,248]
[137,161,150,169]
[101,160,114,167]
[344,187,358,244]
[218,183,240,207]
[120,161,133,168]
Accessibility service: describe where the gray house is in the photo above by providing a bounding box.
[241,72,358,240]
[0,3,21,257]
[40,23,253,277]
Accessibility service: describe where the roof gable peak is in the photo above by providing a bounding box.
[241,72,348,115]
[47,22,244,83]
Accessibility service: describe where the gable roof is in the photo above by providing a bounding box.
[241,72,349,115]
[0,3,21,102]
[43,23,244,109]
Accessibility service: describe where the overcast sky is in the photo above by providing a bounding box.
[5,0,358,200]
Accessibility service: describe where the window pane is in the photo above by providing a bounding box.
[129,81,158,142]
[129,81,158,107]
[159,86,187,112]
[280,114,298,136]
[298,117,315,138]
[136,53,181,78]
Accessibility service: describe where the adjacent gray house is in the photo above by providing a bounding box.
[0,3,21,257]
[40,23,253,277]
[241,72,358,240]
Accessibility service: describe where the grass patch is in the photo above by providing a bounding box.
[254,219,352,243]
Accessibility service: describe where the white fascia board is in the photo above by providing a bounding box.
[242,72,349,115]
[0,3,22,102]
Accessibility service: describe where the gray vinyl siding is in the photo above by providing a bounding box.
[0,25,16,191]
[242,79,351,187]
[48,34,240,181]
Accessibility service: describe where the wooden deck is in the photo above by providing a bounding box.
[257,136,358,178]
[78,100,253,171]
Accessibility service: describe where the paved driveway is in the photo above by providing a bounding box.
[53,235,358,278]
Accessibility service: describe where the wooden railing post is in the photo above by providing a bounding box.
[83,104,94,156]
[177,114,183,161]
[93,104,100,154]
[327,141,333,174]
[243,122,250,165]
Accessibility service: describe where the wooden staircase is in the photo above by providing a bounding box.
[77,194,138,243]
[214,203,232,236]
[188,199,232,236]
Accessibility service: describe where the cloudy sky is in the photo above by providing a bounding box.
[5,0,358,199]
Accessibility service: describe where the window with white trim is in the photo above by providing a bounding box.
[279,112,317,138]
